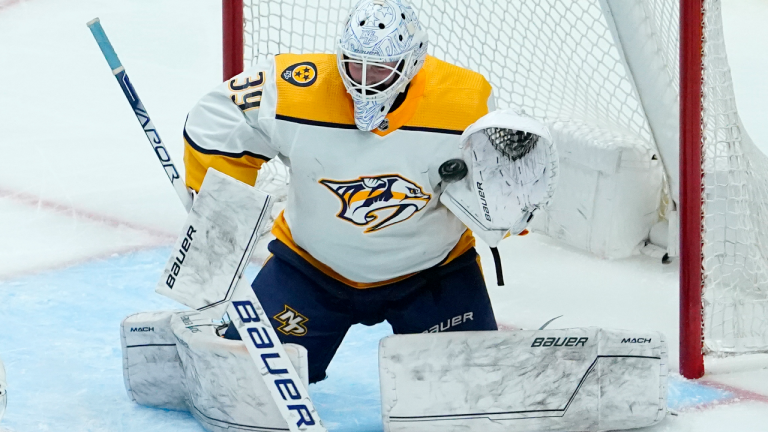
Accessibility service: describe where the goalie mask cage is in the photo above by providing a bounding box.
[222,0,768,379]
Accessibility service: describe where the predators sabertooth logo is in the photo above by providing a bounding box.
[274,305,309,336]
[320,175,431,233]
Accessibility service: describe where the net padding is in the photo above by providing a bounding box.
[241,0,768,354]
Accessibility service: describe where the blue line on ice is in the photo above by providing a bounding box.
[0,248,728,431]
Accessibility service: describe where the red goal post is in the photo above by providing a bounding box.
[222,0,768,381]
[222,0,244,82]
[679,0,705,379]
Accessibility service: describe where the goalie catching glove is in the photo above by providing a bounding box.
[440,109,558,248]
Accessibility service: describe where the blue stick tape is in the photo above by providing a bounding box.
[87,18,123,73]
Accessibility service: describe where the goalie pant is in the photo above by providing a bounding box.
[224,239,498,383]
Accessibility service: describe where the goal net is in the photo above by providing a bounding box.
[227,0,768,375]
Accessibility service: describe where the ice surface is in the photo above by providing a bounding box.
[0,249,764,431]
[0,250,202,431]
[0,250,388,431]
[1,0,767,430]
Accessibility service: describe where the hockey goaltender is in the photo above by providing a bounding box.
[118,0,668,431]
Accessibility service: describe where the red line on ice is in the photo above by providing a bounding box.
[0,186,176,241]
[0,243,170,281]
[0,186,177,280]
[497,323,522,331]
[0,1,175,277]
[0,0,27,11]
[677,379,768,412]
[698,379,768,405]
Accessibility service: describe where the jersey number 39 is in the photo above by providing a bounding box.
[229,72,265,112]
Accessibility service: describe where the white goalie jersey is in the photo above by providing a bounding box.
[183,53,494,287]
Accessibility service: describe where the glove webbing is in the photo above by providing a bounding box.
[484,127,539,162]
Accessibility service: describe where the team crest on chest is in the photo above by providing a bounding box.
[320,174,431,233]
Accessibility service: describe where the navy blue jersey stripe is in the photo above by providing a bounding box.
[276,114,464,135]
[275,114,358,130]
[400,125,463,135]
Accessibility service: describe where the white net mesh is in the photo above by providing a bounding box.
[700,0,768,353]
[241,0,768,354]
[244,0,652,138]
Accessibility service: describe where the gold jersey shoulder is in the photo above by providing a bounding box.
[274,53,492,134]
[404,56,492,134]
[275,53,356,127]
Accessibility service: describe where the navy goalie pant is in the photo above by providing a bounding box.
[224,239,498,383]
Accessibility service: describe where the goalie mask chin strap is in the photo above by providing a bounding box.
[490,247,504,286]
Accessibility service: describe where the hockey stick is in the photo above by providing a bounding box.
[87,18,193,212]
[229,282,325,431]
[87,20,326,431]
[157,171,326,431]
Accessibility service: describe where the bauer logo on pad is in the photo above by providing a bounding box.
[282,61,318,87]
[531,336,589,347]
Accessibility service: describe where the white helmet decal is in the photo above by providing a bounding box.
[337,0,429,131]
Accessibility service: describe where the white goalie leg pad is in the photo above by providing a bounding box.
[171,310,309,432]
[0,354,6,423]
[121,310,188,411]
[380,328,667,432]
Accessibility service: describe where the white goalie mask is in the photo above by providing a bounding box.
[440,110,559,247]
[337,0,429,131]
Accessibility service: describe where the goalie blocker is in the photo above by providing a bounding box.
[379,328,667,432]
[128,167,324,431]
